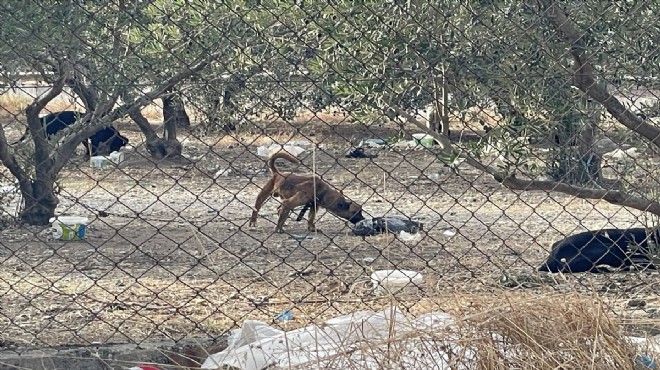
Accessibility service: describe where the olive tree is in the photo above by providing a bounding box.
[0,0,223,225]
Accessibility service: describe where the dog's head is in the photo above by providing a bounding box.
[331,198,365,224]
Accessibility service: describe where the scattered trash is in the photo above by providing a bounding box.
[257,143,306,158]
[90,151,125,168]
[604,147,642,161]
[288,140,312,148]
[412,133,436,148]
[594,137,618,153]
[128,366,163,370]
[0,185,18,194]
[275,310,294,322]
[371,269,424,295]
[362,256,376,264]
[110,150,125,164]
[50,216,89,240]
[291,234,314,241]
[360,138,387,148]
[206,163,220,172]
[353,216,423,236]
[628,299,647,309]
[89,157,108,169]
[636,354,658,369]
[244,168,268,176]
[426,173,440,180]
[247,295,270,306]
[214,168,234,178]
[443,229,457,237]
[289,267,317,277]
[399,230,422,242]
[392,140,418,149]
[344,147,378,159]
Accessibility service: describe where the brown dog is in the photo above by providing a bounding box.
[249,151,365,233]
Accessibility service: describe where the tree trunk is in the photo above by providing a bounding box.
[19,178,58,225]
[430,71,450,136]
[66,75,98,112]
[548,97,600,185]
[577,99,602,183]
[162,93,190,130]
[128,109,182,160]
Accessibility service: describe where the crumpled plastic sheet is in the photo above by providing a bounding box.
[201,306,660,370]
[201,307,473,370]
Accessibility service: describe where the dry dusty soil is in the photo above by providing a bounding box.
[0,115,659,349]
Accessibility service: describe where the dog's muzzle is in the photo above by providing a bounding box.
[349,211,365,224]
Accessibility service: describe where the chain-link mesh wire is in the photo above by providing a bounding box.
[0,0,659,368]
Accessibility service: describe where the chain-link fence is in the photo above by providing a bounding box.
[1,1,660,369]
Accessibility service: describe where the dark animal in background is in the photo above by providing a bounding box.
[14,111,129,157]
[538,228,659,273]
[249,151,365,233]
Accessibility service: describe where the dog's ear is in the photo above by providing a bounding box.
[337,200,350,210]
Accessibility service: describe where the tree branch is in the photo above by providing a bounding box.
[542,1,660,147]
[390,105,660,217]
[26,62,70,169]
[496,176,660,214]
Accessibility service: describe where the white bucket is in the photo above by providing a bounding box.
[50,216,89,240]
[371,269,424,295]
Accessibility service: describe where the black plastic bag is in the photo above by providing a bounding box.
[352,216,423,236]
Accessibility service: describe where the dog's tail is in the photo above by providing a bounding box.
[267,151,301,175]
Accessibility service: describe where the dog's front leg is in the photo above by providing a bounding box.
[307,204,319,232]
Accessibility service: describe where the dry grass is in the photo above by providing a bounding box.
[0,91,82,117]
[0,92,39,115]
[445,292,642,370]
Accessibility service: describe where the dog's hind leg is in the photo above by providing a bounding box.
[250,177,275,227]
[276,192,312,233]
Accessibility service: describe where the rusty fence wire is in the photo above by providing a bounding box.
[0,0,659,367]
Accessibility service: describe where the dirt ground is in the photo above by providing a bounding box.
[0,113,659,349]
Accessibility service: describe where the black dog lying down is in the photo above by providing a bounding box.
[538,228,659,273]
[14,111,129,157]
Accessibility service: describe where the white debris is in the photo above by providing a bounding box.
[399,230,422,242]
[257,143,306,158]
[214,168,234,178]
[603,147,642,160]
[443,229,457,237]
